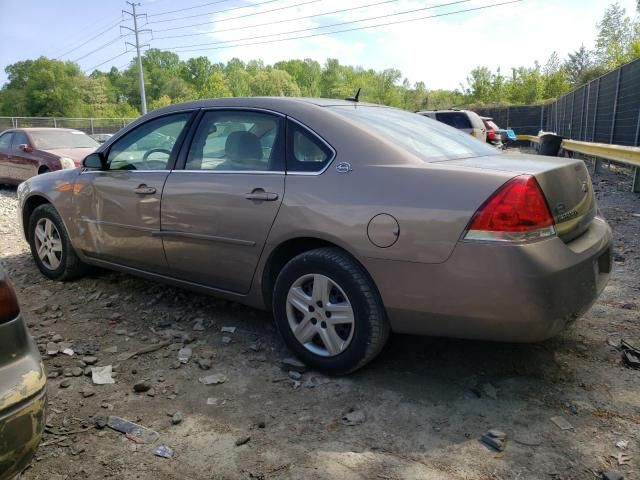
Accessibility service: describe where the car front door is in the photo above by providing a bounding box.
[160,109,285,293]
[9,131,38,181]
[0,132,15,182]
[72,112,193,274]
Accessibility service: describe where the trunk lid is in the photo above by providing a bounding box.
[440,153,596,242]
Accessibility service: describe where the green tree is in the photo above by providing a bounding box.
[595,2,636,68]
[249,69,301,96]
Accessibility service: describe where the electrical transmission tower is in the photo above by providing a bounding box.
[122,2,151,115]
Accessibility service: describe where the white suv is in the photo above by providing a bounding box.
[417,109,487,142]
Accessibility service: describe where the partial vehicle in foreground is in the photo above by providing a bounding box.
[417,109,487,141]
[17,97,612,374]
[0,128,98,184]
[0,265,46,479]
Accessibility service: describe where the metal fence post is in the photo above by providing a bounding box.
[634,106,640,146]
[579,85,586,141]
[53,118,57,128]
[633,167,640,193]
[539,105,543,132]
[610,68,622,144]
[591,78,600,142]
[90,118,94,135]
[584,83,590,141]
[569,92,575,139]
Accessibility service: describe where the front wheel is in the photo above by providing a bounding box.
[28,204,87,281]
[273,247,390,375]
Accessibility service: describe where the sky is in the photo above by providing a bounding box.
[0,0,638,90]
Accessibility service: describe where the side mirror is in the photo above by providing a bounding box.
[19,144,33,153]
[82,152,106,169]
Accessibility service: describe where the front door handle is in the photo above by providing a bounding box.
[134,184,156,195]
[244,189,279,201]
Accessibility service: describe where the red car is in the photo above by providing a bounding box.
[0,128,98,184]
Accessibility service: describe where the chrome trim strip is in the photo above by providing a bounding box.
[80,170,171,174]
[152,230,255,247]
[79,217,155,233]
[286,116,337,176]
[171,170,285,175]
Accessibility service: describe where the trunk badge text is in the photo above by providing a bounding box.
[336,162,352,173]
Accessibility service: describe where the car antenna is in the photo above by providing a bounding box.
[345,88,361,103]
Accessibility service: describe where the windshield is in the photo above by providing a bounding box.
[329,106,496,161]
[31,131,99,149]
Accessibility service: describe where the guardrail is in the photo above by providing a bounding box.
[517,134,640,193]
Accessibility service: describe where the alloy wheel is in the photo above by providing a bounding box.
[34,218,62,270]
[286,273,355,357]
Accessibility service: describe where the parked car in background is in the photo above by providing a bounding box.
[0,128,98,184]
[417,109,487,142]
[91,133,113,144]
[481,117,517,148]
[0,265,46,479]
[17,97,611,374]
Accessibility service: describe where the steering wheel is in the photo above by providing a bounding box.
[142,148,171,169]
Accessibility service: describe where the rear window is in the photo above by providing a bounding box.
[330,106,496,161]
[435,112,472,129]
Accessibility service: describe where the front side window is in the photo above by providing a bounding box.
[186,111,283,171]
[0,133,14,149]
[330,106,496,161]
[287,122,333,173]
[107,113,191,171]
[11,132,29,150]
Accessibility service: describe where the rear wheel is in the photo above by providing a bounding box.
[28,204,87,281]
[273,247,390,374]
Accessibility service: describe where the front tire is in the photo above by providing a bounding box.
[28,204,87,281]
[273,247,390,374]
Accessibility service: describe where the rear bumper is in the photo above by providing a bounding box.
[365,216,612,342]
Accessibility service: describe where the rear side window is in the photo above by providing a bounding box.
[0,132,13,149]
[435,112,472,129]
[287,121,333,173]
[11,131,29,150]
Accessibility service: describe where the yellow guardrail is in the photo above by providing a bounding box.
[516,134,640,192]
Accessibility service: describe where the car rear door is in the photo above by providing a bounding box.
[435,112,474,136]
[160,109,285,294]
[0,132,14,182]
[71,112,194,274]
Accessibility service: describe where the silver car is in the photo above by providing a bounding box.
[17,97,612,373]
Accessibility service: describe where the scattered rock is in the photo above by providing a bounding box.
[621,303,637,310]
[341,409,366,426]
[82,389,95,398]
[221,326,236,334]
[82,356,98,365]
[51,334,63,342]
[153,445,173,459]
[104,346,118,354]
[482,383,498,400]
[94,415,108,429]
[134,381,152,393]
[46,342,59,356]
[235,435,251,446]
[622,351,640,368]
[71,367,83,377]
[480,429,507,451]
[280,357,307,373]
[616,440,629,450]
[550,416,574,430]
[178,347,192,364]
[288,371,302,381]
[602,472,624,480]
[222,336,232,344]
[147,388,156,397]
[198,358,212,370]
[192,321,205,331]
[171,411,183,425]
[92,365,115,385]
[199,374,227,385]
[60,379,71,389]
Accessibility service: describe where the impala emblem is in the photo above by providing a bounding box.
[336,162,352,174]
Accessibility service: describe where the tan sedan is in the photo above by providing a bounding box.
[17,98,612,373]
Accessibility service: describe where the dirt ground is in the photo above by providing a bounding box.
[1,162,639,480]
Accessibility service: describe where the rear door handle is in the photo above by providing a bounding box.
[244,189,279,201]
[134,184,156,195]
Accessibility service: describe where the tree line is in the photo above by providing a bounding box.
[0,2,637,118]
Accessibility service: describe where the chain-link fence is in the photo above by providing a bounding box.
[0,117,137,135]
[475,58,640,145]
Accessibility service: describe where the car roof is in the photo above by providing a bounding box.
[2,128,85,133]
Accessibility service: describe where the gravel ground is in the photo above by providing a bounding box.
[1,163,639,480]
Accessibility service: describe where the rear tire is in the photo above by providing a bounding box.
[273,247,390,375]
[28,204,87,281]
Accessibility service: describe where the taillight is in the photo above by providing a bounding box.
[487,130,495,140]
[0,277,20,323]
[464,175,556,242]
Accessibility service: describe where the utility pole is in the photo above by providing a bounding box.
[122,2,150,115]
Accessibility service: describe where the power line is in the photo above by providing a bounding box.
[153,0,320,32]
[84,50,131,74]
[165,0,523,53]
[150,0,285,24]
[147,0,234,17]
[72,34,131,63]
[55,18,124,60]
[163,0,472,50]
[50,16,123,58]
[154,0,401,40]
